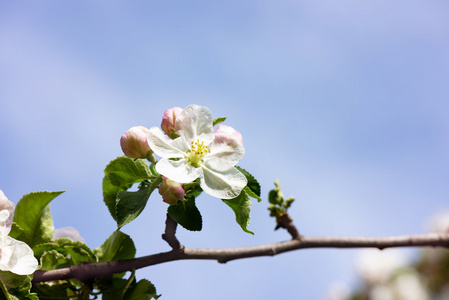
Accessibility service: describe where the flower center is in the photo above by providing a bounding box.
[187,139,211,167]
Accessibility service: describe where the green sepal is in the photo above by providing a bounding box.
[212,117,226,126]
[124,279,160,300]
[0,271,37,300]
[167,196,202,231]
[149,163,158,176]
[94,231,136,263]
[236,166,261,197]
[222,189,254,235]
[183,178,202,198]
[116,176,162,229]
[11,191,64,247]
[103,156,153,221]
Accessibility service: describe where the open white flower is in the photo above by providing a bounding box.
[147,104,247,199]
[0,190,38,275]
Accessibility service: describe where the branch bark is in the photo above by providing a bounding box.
[32,233,449,283]
[161,214,183,250]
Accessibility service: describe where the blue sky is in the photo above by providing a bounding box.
[1,1,449,299]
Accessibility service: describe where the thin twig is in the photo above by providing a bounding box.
[161,214,183,250]
[32,233,449,283]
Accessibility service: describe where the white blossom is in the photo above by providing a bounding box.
[147,104,247,199]
[0,190,38,275]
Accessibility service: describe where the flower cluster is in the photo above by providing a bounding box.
[148,104,247,200]
[0,190,38,275]
[121,104,247,201]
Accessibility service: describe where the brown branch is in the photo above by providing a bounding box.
[161,214,183,250]
[275,212,301,239]
[32,233,449,283]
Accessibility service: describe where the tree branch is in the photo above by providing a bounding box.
[274,212,301,240]
[32,233,449,283]
[161,214,183,250]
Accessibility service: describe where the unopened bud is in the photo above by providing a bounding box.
[120,126,153,159]
[161,107,183,138]
[159,176,185,205]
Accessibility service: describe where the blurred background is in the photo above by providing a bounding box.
[1,1,448,299]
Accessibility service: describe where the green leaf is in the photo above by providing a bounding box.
[12,191,64,247]
[167,197,202,231]
[33,238,96,269]
[268,189,281,205]
[40,250,71,271]
[31,282,76,299]
[243,186,262,202]
[0,271,37,300]
[8,223,27,243]
[116,176,162,229]
[222,189,254,234]
[98,268,135,300]
[124,279,160,300]
[103,156,153,221]
[212,117,226,127]
[235,166,261,197]
[268,179,284,205]
[94,231,136,262]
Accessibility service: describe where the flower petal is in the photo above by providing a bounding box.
[147,127,188,158]
[0,190,15,232]
[208,125,245,166]
[200,158,247,199]
[156,158,203,183]
[175,105,214,145]
[0,236,38,275]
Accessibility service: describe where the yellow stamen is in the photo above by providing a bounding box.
[187,139,210,167]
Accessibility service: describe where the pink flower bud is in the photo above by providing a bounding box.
[214,124,243,144]
[161,107,183,138]
[159,176,185,205]
[120,126,152,159]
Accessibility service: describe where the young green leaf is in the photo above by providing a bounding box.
[103,156,153,220]
[12,191,64,247]
[212,117,226,127]
[94,231,136,263]
[222,189,254,235]
[115,176,162,229]
[167,196,202,231]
